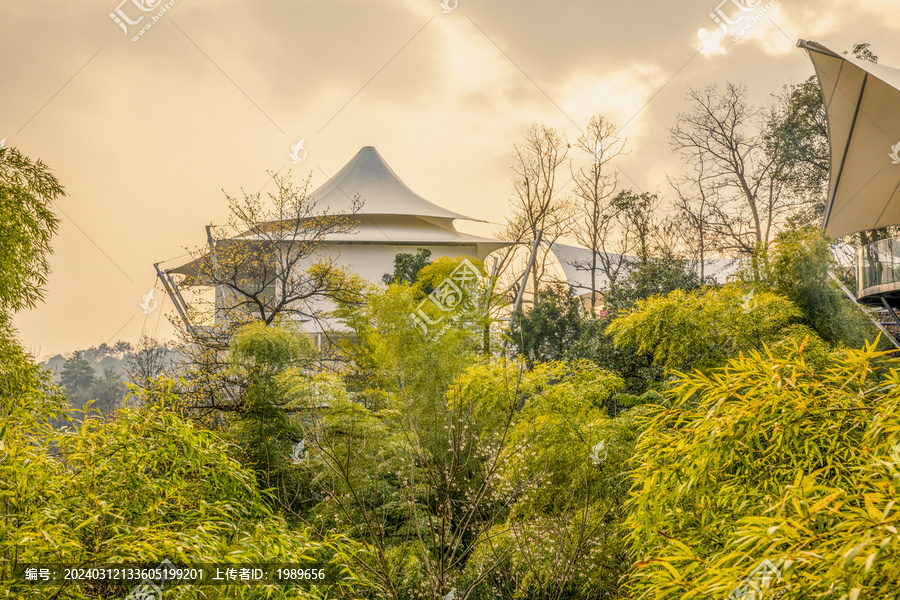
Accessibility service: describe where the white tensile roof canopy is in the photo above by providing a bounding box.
[550,243,739,294]
[170,146,510,281]
[799,40,900,239]
[287,146,510,256]
[306,145,473,222]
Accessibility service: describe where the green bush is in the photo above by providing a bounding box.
[509,286,664,405]
[740,227,883,349]
[453,359,644,599]
[623,340,900,599]
[1,382,365,599]
[607,284,806,373]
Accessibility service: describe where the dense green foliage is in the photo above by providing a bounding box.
[606,284,818,373]
[0,146,64,314]
[739,227,883,349]
[2,380,365,599]
[0,142,67,438]
[508,285,664,405]
[293,346,647,599]
[453,360,645,599]
[7,85,900,600]
[623,341,900,599]
[605,258,704,312]
[223,321,318,517]
[382,247,433,288]
[313,278,497,599]
[767,77,828,205]
[0,148,364,599]
[269,264,656,600]
[509,286,591,365]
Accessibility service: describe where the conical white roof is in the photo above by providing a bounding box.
[307,146,475,222]
[168,146,512,279]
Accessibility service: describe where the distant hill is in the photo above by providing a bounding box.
[40,339,182,424]
[40,339,181,385]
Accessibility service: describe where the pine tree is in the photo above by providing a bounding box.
[60,351,97,394]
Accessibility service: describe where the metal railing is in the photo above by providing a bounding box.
[857,237,900,298]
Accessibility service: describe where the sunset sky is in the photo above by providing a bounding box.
[3,0,900,358]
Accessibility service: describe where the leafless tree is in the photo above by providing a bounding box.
[125,335,170,391]
[570,115,627,307]
[182,172,364,327]
[669,84,804,260]
[172,172,365,420]
[667,156,718,281]
[497,125,572,306]
[567,187,665,308]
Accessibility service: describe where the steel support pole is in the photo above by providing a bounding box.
[880,296,900,329]
[827,271,899,349]
[154,262,194,336]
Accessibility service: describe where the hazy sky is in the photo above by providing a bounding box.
[4,0,900,358]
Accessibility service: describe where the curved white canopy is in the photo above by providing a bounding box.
[799,40,900,238]
[170,146,512,281]
[306,146,475,224]
[551,243,738,295]
[223,215,510,257]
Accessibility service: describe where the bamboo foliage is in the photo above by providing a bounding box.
[624,340,900,599]
[606,285,807,372]
[1,381,368,599]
